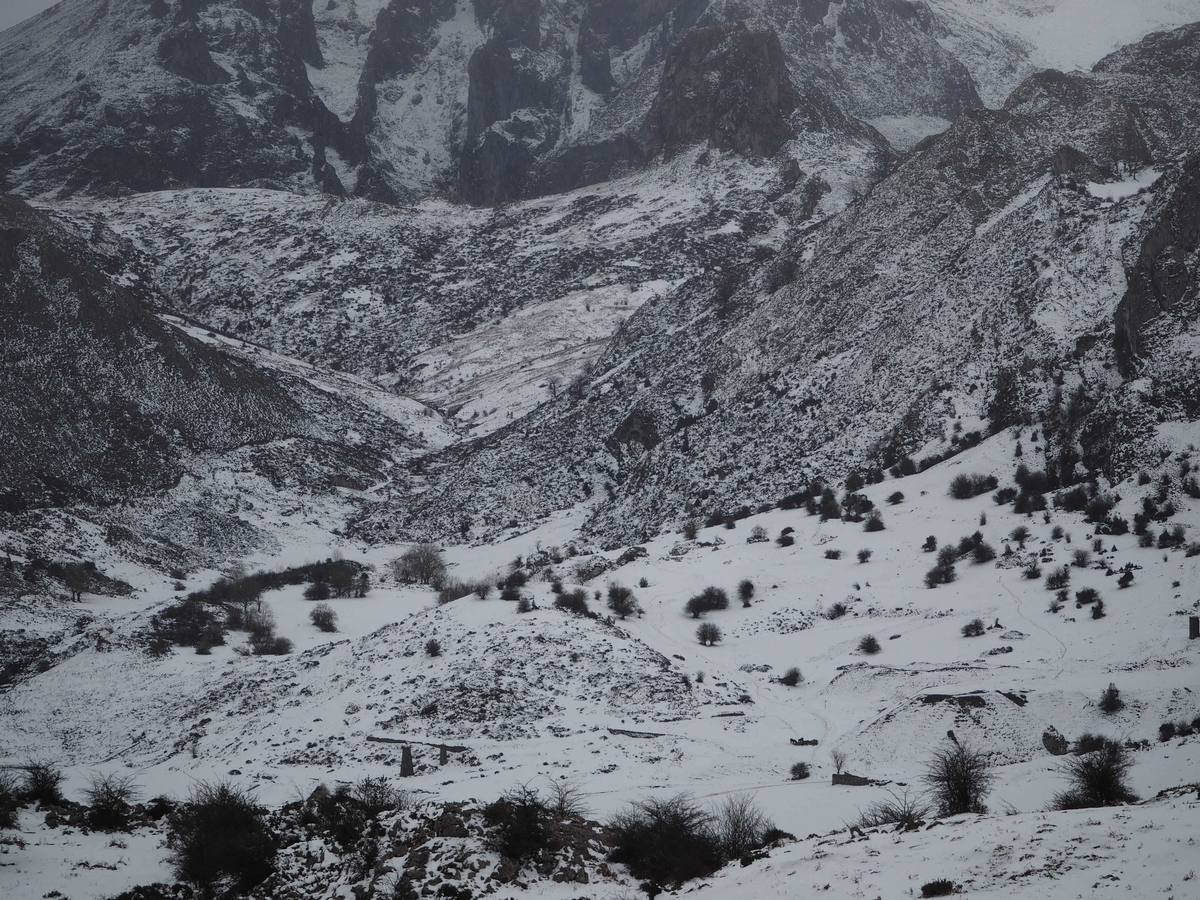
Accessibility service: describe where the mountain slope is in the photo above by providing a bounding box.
[360,22,1200,545]
[0,194,453,585]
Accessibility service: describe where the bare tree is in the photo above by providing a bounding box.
[831,749,847,776]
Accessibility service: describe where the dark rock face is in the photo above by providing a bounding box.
[473,0,542,49]
[1115,155,1200,374]
[458,41,568,203]
[157,21,230,84]
[0,195,421,517]
[0,0,354,198]
[642,23,803,159]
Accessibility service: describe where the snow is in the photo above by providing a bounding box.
[1087,167,1163,201]
[308,0,392,121]
[4,431,1200,896]
[930,0,1200,106]
[868,114,951,152]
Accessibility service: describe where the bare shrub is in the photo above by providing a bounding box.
[714,794,773,859]
[1052,740,1138,809]
[391,544,446,586]
[923,741,992,816]
[168,782,277,894]
[857,789,930,830]
[546,780,589,819]
[85,773,140,831]
[309,603,337,632]
[608,794,724,887]
[23,762,63,806]
[354,777,404,817]
[0,772,20,829]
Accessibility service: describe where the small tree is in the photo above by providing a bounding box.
[857,549,872,563]
[682,518,700,540]
[1010,525,1030,547]
[972,542,997,563]
[864,510,885,532]
[554,588,589,615]
[818,488,842,521]
[391,544,446,586]
[737,579,755,607]
[607,584,638,619]
[1045,566,1070,590]
[924,741,992,816]
[961,618,985,638]
[1098,683,1124,714]
[922,535,938,552]
[0,772,18,829]
[831,749,847,775]
[790,762,810,780]
[607,795,724,887]
[424,638,442,657]
[304,581,332,602]
[858,634,881,655]
[474,582,492,601]
[697,623,722,646]
[309,603,337,632]
[779,666,802,687]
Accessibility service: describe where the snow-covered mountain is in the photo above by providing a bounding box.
[6,0,1197,205]
[3,4,1200,900]
[335,22,1200,547]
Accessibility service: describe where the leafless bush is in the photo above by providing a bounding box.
[923,741,992,816]
[85,773,140,830]
[856,789,930,830]
[713,794,773,859]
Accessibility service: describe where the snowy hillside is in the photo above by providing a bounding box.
[2,431,1199,897]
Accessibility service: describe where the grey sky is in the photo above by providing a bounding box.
[0,0,60,33]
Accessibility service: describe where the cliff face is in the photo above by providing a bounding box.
[1116,157,1200,373]
[0,0,1000,206]
[641,23,804,159]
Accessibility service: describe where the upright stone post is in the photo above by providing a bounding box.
[400,745,414,777]
[1189,615,1199,640]
[439,744,449,766]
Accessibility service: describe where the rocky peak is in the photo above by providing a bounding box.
[641,22,804,159]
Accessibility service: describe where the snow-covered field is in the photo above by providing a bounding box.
[2,429,1198,896]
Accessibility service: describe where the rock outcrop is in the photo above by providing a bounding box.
[641,23,804,159]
